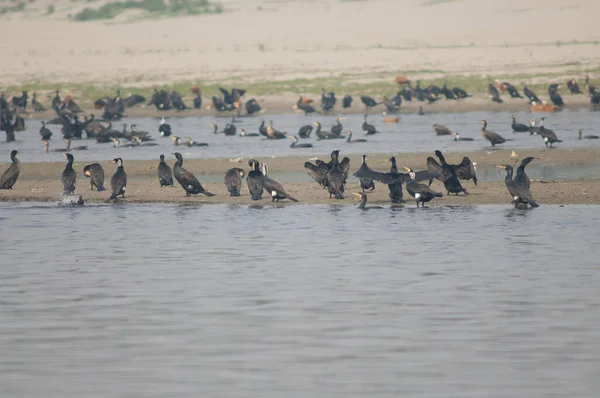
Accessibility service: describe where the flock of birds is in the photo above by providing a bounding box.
[0,145,540,210]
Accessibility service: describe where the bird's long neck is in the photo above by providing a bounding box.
[347,133,352,143]
[66,158,73,169]
[359,195,367,209]
[390,159,397,173]
[481,121,487,131]
[505,168,513,182]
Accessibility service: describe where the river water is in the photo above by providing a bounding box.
[1,202,599,397]
[1,108,599,162]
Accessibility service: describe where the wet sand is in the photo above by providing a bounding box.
[2,148,599,205]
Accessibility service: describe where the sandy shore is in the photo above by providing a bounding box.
[2,148,599,205]
[1,0,599,108]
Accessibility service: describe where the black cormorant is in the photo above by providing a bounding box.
[362,115,379,135]
[548,84,564,107]
[522,83,540,103]
[258,119,268,137]
[404,167,443,207]
[313,121,343,140]
[298,124,313,138]
[32,93,46,112]
[159,117,172,137]
[173,152,214,197]
[224,167,245,197]
[294,96,317,115]
[325,150,345,199]
[497,164,539,208]
[535,117,561,147]
[433,123,451,135]
[514,156,535,188]
[356,154,375,192]
[39,121,52,140]
[567,79,581,94]
[185,137,209,147]
[238,128,259,137]
[0,150,20,189]
[480,120,508,147]
[266,120,287,139]
[289,135,313,148]
[346,130,367,143]
[511,114,529,132]
[387,157,405,204]
[109,158,127,200]
[360,95,378,110]
[61,153,76,195]
[261,163,298,202]
[451,132,473,141]
[578,129,599,140]
[83,163,105,191]
[502,82,522,98]
[427,150,469,194]
[304,160,328,188]
[353,192,383,210]
[247,159,264,200]
[331,117,343,136]
[157,154,174,187]
[342,95,353,108]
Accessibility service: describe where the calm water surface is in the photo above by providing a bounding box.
[1,108,599,162]
[1,203,599,397]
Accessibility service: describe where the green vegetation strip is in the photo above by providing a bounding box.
[72,0,223,21]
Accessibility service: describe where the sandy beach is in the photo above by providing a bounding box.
[1,0,599,110]
[2,148,599,205]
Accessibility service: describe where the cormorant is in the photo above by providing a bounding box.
[258,119,268,137]
[191,85,202,109]
[304,160,328,188]
[159,117,172,137]
[261,163,298,202]
[511,114,529,132]
[353,192,383,210]
[224,167,245,197]
[223,120,237,136]
[185,137,209,147]
[247,159,264,200]
[548,84,564,107]
[417,106,425,115]
[452,87,470,99]
[433,123,452,135]
[404,167,443,207]
[173,152,214,197]
[51,90,62,109]
[427,150,469,193]
[238,128,259,137]
[382,96,400,112]
[567,79,581,94]
[83,163,105,191]
[578,129,599,140]
[61,153,76,195]
[356,154,375,192]
[497,164,539,208]
[488,79,502,103]
[157,154,174,187]
[451,132,473,141]
[313,121,343,140]
[32,93,46,112]
[360,95,378,110]
[289,135,313,148]
[480,120,508,147]
[346,130,367,143]
[502,82,522,98]
[109,158,127,200]
[266,120,287,139]
[298,124,313,138]
[170,136,181,146]
[325,150,345,199]
[534,117,561,147]
[0,150,20,189]
[441,83,457,100]
[362,115,379,135]
[245,98,262,115]
[39,121,52,140]
[342,95,353,108]
[514,156,535,188]
[387,157,404,204]
[331,117,343,136]
[522,83,540,103]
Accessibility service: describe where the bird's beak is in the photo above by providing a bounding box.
[403,166,410,172]
[496,165,506,169]
[352,193,361,197]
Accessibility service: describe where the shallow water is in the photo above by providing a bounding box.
[2,108,599,162]
[1,203,599,397]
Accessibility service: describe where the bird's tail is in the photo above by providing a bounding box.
[286,195,299,202]
[557,139,563,143]
[334,192,344,200]
[433,192,443,198]
[473,177,478,186]
[203,191,215,197]
[97,185,105,192]
[529,199,540,208]
[108,193,117,201]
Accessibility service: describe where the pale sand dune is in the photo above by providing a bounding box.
[1,0,599,85]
